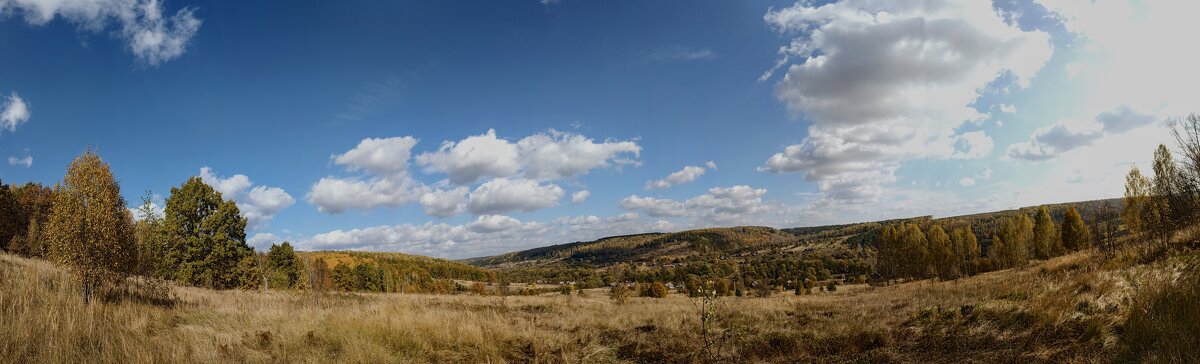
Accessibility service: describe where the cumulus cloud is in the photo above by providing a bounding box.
[418,187,468,218]
[517,129,641,180]
[0,0,201,65]
[7,155,31,167]
[621,185,770,223]
[1006,104,1155,161]
[466,214,523,233]
[466,178,564,215]
[333,136,419,176]
[309,136,425,213]
[619,195,687,217]
[571,190,590,204]
[415,129,520,185]
[1006,119,1103,161]
[1,92,30,132]
[1095,105,1156,134]
[416,129,640,185]
[645,165,708,190]
[759,0,1052,201]
[951,131,995,160]
[312,129,635,217]
[199,167,295,228]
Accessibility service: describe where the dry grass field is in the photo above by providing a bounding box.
[0,245,1192,363]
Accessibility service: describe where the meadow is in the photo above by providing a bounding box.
[3,237,1193,363]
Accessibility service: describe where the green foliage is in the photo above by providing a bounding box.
[265,242,304,289]
[329,262,386,292]
[160,177,253,289]
[44,151,138,302]
[0,181,22,254]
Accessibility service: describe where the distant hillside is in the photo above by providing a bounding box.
[465,226,799,268]
[468,199,1124,271]
[301,251,491,283]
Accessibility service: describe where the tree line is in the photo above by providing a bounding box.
[0,151,308,301]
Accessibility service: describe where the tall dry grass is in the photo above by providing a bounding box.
[0,247,1189,363]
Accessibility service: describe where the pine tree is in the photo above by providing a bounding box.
[1032,206,1059,259]
[266,242,305,289]
[45,151,137,303]
[0,181,21,252]
[1061,207,1091,251]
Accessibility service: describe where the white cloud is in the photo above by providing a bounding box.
[619,195,687,217]
[759,0,1052,201]
[199,167,295,228]
[466,178,564,215]
[333,136,419,177]
[1,92,30,132]
[951,131,994,160]
[645,165,707,190]
[466,214,523,233]
[416,129,520,185]
[620,185,770,223]
[571,190,590,204]
[415,129,640,185]
[517,129,641,180]
[312,130,636,217]
[0,0,201,65]
[705,161,717,170]
[1037,1,1200,119]
[959,178,976,186]
[418,186,468,218]
[308,176,421,213]
[7,155,31,167]
[978,168,993,180]
[998,104,1018,114]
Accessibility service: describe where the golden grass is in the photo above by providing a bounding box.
[0,248,1186,363]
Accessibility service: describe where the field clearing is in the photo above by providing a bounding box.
[0,248,1183,363]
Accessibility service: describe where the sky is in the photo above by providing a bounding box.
[0,0,1195,259]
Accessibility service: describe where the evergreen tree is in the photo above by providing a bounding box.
[1061,207,1091,251]
[44,151,137,302]
[161,177,253,289]
[0,181,20,252]
[266,242,305,289]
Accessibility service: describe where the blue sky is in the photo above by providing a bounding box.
[0,0,1193,258]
